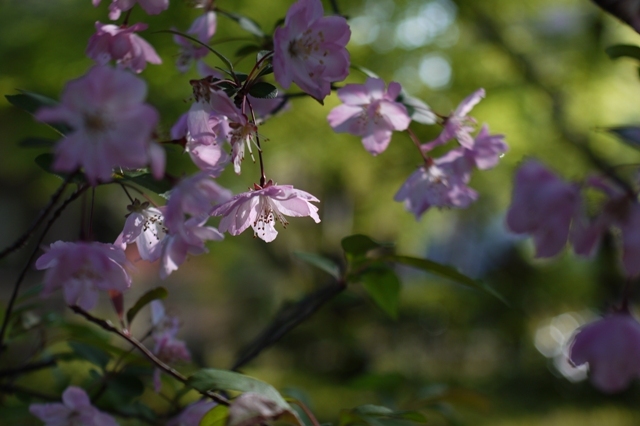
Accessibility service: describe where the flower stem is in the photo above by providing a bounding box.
[406,127,431,165]
[247,100,267,186]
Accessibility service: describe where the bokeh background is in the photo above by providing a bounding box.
[2,0,640,424]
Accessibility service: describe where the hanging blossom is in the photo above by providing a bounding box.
[273,0,351,102]
[30,386,118,426]
[327,77,411,156]
[569,311,640,393]
[35,241,131,311]
[505,160,582,258]
[115,199,167,262]
[150,301,191,392]
[86,22,161,73]
[211,181,320,243]
[167,400,217,426]
[174,11,217,72]
[93,0,170,20]
[394,149,477,220]
[35,65,164,186]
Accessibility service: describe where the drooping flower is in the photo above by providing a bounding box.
[115,199,167,262]
[210,181,321,242]
[327,77,411,155]
[465,124,508,170]
[86,22,161,73]
[569,312,640,393]
[150,301,191,392]
[421,88,485,152]
[273,0,351,102]
[30,386,118,426]
[505,160,581,257]
[174,11,217,72]
[182,100,230,174]
[394,149,477,219]
[35,66,163,185]
[35,241,131,311]
[167,400,217,426]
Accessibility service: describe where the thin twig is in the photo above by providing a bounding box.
[0,358,57,378]
[69,305,230,406]
[0,185,89,351]
[290,399,322,426]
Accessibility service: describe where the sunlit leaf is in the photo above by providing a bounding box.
[200,404,230,426]
[126,287,168,326]
[294,252,341,279]
[359,265,401,319]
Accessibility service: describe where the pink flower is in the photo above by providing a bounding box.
[210,181,321,242]
[35,66,163,185]
[182,101,230,174]
[394,149,477,219]
[421,88,485,152]
[36,241,131,311]
[86,22,161,73]
[505,160,581,257]
[569,312,640,393]
[327,77,411,155]
[30,386,118,426]
[273,0,350,102]
[465,124,508,170]
[109,0,169,19]
[114,200,167,262]
[150,301,191,391]
[174,12,217,72]
[167,400,217,426]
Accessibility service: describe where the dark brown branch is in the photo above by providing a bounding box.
[69,305,230,406]
[231,281,346,371]
[0,358,57,378]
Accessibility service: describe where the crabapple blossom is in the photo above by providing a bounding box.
[327,77,411,155]
[421,88,485,152]
[174,11,217,72]
[35,241,131,311]
[505,160,581,257]
[465,124,508,170]
[181,101,230,174]
[35,66,163,185]
[167,400,217,426]
[30,386,118,426]
[210,181,321,243]
[569,312,640,393]
[273,0,350,102]
[150,301,191,390]
[114,199,167,262]
[105,0,169,19]
[86,22,161,73]
[394,149,477,219]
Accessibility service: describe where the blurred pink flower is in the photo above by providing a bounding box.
[394,149,477,219]
[273,0,350,102]
[210,181,321,242]
[115,200,167,262]
[109,0,169,19]
[167,400,217,426]
[505,160,581,257]
[30,386,118,426]
[327,77,411,155]
[421,88,485,152]
[184,101,230,174]
[570,312,640,393]
[150,301,191,391]
[36,241,131,311]
[35,66,163,185]
[465,124,508,170]
[86,22,161,73]
[174,11,217,72]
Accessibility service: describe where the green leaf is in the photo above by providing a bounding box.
[349,65,380,79]
[118,171,173,195]
[359,266,401,319]
[605,126,640,150]
[218,10,265,38]
[187,368,290,410]
[341,235,390,260]
[248,82,278,99]
[256,64,274,79]
[387,255,508,305]
[126,287,168,326]
[105,372,145,404]
[6,90,71,134]
[200,404,230,426]
[18,137,57,148]
[605,44,640,61]
[294,252,341,279]
[68,341,110,370]
[235,44,262,57]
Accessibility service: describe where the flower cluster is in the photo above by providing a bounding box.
[30,386,118,426]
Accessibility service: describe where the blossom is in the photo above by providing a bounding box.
[465,124,508,170]
[35,66,163,185]
[30,386,118,426]
[273,0,350,101]
[421,88,485,152]
[179,101,230,174]
[394,149,477,219]
[174,12,217,72]
[107,0,169,19]
[167,400,217,426]
[86,22,161,73]
[115,200,167,262]
[569,312,640,393]
[210,181,321,242]
[35,241,131,311]
[327,77,411,155]
[505,160,581,257]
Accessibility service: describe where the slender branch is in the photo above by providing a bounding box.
[231,281,346,371]
[290,399,322,426]
[0,358,57,378]
[247,101,267,186]
[0,185,89,351]
[69,305,230,406]
[0,174,74,260]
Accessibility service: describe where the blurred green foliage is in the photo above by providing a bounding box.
[2,0,640,424]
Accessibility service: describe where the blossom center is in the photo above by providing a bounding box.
[288,29,325,61]
[83,111,112,135]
